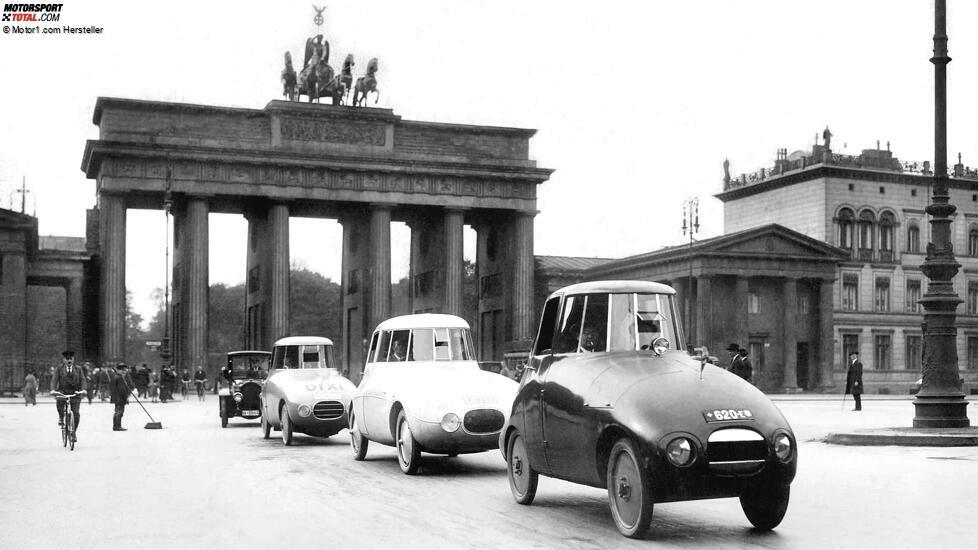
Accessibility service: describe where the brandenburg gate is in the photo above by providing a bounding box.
[81,98,552,380]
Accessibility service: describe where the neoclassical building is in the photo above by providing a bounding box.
[536,141,978,394]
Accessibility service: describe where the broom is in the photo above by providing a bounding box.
[123,375,163,429]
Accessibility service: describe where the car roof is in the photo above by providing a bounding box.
[226,350,271,356]
[375,313,471,331]
[551,280,676,298]
[272,336,335,346]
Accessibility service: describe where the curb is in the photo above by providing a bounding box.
[824,427,978,447]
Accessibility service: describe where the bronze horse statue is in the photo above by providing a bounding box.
[295,34,345,105]
[340,54,355,105]
[353,57,380,107]
[281,52,297,101]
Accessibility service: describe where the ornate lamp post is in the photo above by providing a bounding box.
[682,198,700,344]
[914,0,970,428]
[160,160,173,365]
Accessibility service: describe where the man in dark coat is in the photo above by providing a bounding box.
[725,343,742,373]
[111,363,134,431]
[733,348,754,384]
[845,351,864,411]
[52,350,86,435]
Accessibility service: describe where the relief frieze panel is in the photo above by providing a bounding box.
[280,117,387,146]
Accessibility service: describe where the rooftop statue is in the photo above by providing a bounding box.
[353,57,380,107]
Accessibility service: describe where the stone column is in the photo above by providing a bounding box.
[695,276,713,351]
[734,276,750,348]
[782,278,800,391]
[184,198,209,370]
[818,279,835,390]
[268,203,290,343]
[443,208,465,316]
[369,205,392,330]
[99,194,126,364]
[512,212,535,346]
[65,278,84,356]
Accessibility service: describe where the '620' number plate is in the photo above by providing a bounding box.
[703,409,754,423]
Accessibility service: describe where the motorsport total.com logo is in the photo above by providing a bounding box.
[2,3,63,22]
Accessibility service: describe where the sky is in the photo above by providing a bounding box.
[1,0,977,324]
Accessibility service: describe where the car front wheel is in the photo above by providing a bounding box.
[607,438,653,538]
[350,412,368,461]
[395,410,420,475]
[281,406,294,446]
[220,398,228,428]
[506,431,538,505]
[260,408,271,439]
[740,484,790,530]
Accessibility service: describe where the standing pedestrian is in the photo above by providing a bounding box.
[725,343,743,376]
[97,366,111,402]
[148,370,160,403]
[845,351,864,411]
[83,362,95,404]
[111,363,134,431]
[136,363,150,398]
[23,370,38,406]
[735,347,754,384]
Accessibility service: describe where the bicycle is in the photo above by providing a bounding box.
[52,391,84,451]
[181,380,191,400]
[195,380,205,401]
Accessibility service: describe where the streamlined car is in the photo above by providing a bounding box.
[348,314,518,474]
[260,336,356,445]
[218,350,270,427]
[500,281,797,538]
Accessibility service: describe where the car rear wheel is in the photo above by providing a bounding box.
[350,412,368,461]
[260,408,271,439]
[395,410,420,475]
[281,406,294,446]
[607,438,653,538]
[506,431,538,505]
[740,484,790,530]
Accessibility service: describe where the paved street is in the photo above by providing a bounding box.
[0,395,975,550]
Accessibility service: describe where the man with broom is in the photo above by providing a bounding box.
[111,363,135,431]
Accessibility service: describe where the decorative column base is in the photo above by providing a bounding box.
[913,395,970,428]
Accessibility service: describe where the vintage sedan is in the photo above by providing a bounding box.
[260,336,356,446]
[500,281,797,538]
[218,350,270,427]
[348,314,518,474]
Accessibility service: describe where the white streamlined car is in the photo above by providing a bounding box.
[348,314,518,474]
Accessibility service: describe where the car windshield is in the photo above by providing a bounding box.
[272,344,335,369]
[227,354,270,379]
[556,292,684,353]
[377,328,476,362]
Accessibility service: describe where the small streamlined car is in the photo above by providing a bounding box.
[348,314,518,474]
[500,281,797,538]
[260,337,357,446]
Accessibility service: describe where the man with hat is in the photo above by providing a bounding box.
[845,350,864,411]
[726,343,743,376]
[111,363,136,431]
[51,350,86,436]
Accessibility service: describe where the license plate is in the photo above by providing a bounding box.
[703,409,754,423]
[242,409,260,416]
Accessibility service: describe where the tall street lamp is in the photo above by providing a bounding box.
[682,197,700,345]
[915,0,970,427]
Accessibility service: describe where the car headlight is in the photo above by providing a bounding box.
[652,337,671,355]
[232,392,243,403]
[774,433,793,462]
[297,404,312,418]
[440,413,460,432]
[665,437,695,467]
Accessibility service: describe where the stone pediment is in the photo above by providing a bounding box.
[705,224,847,259]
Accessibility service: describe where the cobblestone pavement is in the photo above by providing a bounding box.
[0,396,974,550]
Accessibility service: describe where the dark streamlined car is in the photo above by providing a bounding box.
[499,281,797,538]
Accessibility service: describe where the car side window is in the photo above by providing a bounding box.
[366,332,379,364]
[433,329,450,361]
[554,295,585,354]
[533,297,561,355]
[301,346,321,368]
[283,346,299,369]
[579,294,609,352]
[377,331,393,363]
[386,330,410,362]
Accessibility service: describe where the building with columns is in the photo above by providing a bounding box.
[536,141,978,395]
[0,207,97,392]
[81,98,551,382]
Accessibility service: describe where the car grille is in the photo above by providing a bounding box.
[706,428,767,475]
[313,401,345,420]
[463,409,504,434]
[239,382,261,408]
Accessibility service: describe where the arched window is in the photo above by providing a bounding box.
[969,224,978,256]
[907,222,921,253]
[858,210,876,260]
[837,208,854,249]
[879,211,895,261]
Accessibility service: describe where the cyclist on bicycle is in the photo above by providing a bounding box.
[193,366,207,401]
[181,369,192,399]
[52,350,86,437]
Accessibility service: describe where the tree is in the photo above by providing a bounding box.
[289,269,343,359]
